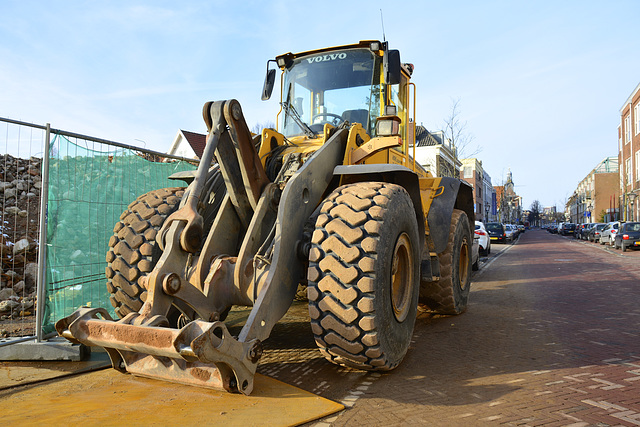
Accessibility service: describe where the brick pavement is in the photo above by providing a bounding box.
[306,229,640,426]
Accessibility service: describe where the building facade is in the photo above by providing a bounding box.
[494,170,521,224]
[483,171,497,222]
[460,158,485,222]
[413,127,461,179]
[569,157,619,223]
[619,82,640,222]
[166,129,206,159]
[459,158,497,223]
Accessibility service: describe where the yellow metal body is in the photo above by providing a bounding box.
[257,124,443,244]
[261,39,445,244]
[54,40,470,397]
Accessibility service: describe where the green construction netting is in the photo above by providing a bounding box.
[43,134,196,332]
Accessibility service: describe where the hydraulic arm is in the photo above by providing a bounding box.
[57,99,348,394]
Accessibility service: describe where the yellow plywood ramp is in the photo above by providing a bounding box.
[1,369,343,426]
[0,353,112,390]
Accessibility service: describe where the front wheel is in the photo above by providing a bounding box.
[307,182,420,371]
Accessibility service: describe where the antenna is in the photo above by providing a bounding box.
[380,9,386,42]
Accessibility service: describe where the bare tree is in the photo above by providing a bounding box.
[529,200,542,226]
[443,98,481,159]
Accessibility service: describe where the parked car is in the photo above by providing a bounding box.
[614,222,640,251]
[588,223,606,242]
[518,224,525,234]
[575,223,588,239]
[486,222,508,243]
[472,230,479,271]
[600,221,620,246]
[475,221,491,255]
[579,223,595,240]
[561,223,576,236]
[573,224,582,239]
[504,224,517,241]
[511,224,521,238]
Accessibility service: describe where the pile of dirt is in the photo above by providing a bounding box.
[0,154,41,337]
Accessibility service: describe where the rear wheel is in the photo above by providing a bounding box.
[307,182,420,371]
[106,187,185,318]
[419,209,472,315]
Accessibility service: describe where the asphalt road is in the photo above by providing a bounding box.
[260,229,640,426]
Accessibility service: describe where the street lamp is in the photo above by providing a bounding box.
[485,201,490,223]
[628,191,638,222]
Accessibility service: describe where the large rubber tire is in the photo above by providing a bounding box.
[419,209,472,315]
[307,182,420,371]
[106,187,185,318]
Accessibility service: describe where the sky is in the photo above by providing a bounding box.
[1,0,639,210]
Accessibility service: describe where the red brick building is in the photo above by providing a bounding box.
[619,82,640,221]
[461,158,485,221]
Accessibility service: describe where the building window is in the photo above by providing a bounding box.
[636,151,640,183]
[625,115,631,143]
[636,104,640,135]
[626,158,632,185]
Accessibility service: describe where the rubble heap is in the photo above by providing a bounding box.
[0,154,41,335]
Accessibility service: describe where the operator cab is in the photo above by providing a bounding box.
[281,47,379,137]
[263,41,411,144]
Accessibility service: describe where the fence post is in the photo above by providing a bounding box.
[35,123,51,342]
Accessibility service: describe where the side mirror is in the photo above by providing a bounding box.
[261,66,276,101]
[384,50,402,85]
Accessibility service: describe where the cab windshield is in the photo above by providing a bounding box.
[280,48,380,138]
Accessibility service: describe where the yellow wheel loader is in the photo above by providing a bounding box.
[56,40,475,395]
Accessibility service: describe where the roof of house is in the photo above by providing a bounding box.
[181,130,206,158]
[415,125,441,147]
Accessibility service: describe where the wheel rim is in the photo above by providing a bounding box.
[458,237,470,288]
[391,232,413,322]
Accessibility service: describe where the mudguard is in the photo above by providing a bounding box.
[427,177,474,254]
[333,163,426,251]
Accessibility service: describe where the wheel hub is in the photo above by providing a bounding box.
[458,238,470,288]
[391,233,413,322]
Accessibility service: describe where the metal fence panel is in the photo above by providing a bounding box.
[0,120,46,341]
[0,117,198,342]
[43,133,196,334]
